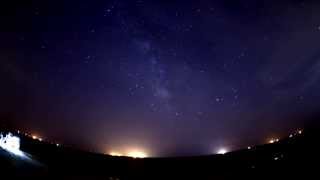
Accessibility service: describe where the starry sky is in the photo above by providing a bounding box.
[1,0,320,157]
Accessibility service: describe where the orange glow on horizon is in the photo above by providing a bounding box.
[109,152,123,156]
[107,149,148,158]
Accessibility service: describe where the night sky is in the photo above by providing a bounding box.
[1,0,320,157]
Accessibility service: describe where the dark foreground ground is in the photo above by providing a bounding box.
[0,127,319,180]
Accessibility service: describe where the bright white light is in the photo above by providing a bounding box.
[56,143,60,147]
[127,151,147,158]
[247,146,251,150]
[0,133,25,157]
[298,130,303,134]
[217,148,228,155]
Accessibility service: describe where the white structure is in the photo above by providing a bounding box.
[0,133,24,157]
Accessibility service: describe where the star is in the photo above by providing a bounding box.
[4,0,319,157]
[216,97,224,102]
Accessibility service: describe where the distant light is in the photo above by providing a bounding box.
[56,143,60,147]
[268,138,279,144]
[269,139,275,144]
[289,134,293,138]
[298,130,303,134]
[109,152,123,156]
[127,151,147,158]
[247,146,251,150]
[0,133,25,157]
[32,135,43,141]
[217,148,228,155]
[274,157,279,161]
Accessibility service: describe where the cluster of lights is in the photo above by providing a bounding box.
[268,138,280,144]
[108,150,148,158]
[215,129,304,155]
[32,135,42,142]
[17,130,61,147]
[268,129,303,144]
[9,128,304,159]
[289,129,303,139]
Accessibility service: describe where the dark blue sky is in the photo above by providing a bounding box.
[1,0,320,156]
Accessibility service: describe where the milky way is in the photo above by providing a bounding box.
[1,0,320,156]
